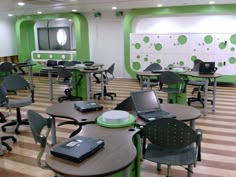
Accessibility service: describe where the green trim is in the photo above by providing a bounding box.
[124,4,236,78]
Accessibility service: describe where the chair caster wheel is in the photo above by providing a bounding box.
[2,127,6,132]
[13,137,17,143]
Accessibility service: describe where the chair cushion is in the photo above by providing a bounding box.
[8,98,32,108]
[160,87,183,93]
[144,143,196,165]
[188,80,206,86]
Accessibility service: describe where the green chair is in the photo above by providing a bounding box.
[142,118,202,177]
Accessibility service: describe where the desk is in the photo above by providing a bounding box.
[137,70,221,115]
[42,65,104,100]
[46,124,140,177]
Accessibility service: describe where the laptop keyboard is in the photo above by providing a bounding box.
[140,111,169,119]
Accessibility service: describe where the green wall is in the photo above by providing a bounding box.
[124,4,236,82]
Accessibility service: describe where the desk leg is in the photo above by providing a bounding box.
[147,77,150,90]
[203,79,209,116]
[0,135,3,156]
[51,116,57,145]
[101,71,104,100]
[28,65,34,90]
[48,71,53,100]
[212,78,217,112]
[190,120,195,130]
[122,167,130,177]
[140,76,143,90]
[86,74,90,100]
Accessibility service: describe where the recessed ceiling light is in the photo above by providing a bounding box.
[72,9,77,12]
[8,14,13,17]
[209,1,215,4]
[18,2,25,6]
[112,6,117,10]
[37,11,42,14]
[157,4,163,7]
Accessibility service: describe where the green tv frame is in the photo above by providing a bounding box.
[16,12,90,98]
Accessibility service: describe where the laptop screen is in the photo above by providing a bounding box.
[199,62,216,74]
[131,90,160,113]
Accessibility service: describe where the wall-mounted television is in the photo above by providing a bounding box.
[37,27,71,50]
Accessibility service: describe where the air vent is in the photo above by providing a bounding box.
[23,0,65,5]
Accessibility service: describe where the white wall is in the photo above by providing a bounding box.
[86,11,126,78]
[0,16,17,57]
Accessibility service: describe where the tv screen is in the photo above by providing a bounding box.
[37,27,71,50]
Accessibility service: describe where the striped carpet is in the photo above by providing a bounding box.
[0,76,236,177]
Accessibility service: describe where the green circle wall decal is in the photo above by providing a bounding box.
[179,61,184,66]
[144,57,148,62]
[229,57,236,64]
[204,35,213,44]
[191,56,197,61]
[218,62,223,67]
[143,36,150,43]
[132,62,141,70]
[230,34,236,44]
[231,47,235,51]
[219,42,226,49]
[135,43,141,49]
[136,55,140,59]
[178,35,187,45]
[154,43,162,51]
[156,59,161,64]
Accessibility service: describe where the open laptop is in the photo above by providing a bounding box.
[199,62,217,75]
[50,135,105,162]
[74,101,103,112]
[130,90,176,122]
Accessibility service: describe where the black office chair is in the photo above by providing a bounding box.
[27,110,52,169]
[39,60,58,82]
[137,63,162,89]
[187,59,214,107]
[142,118,202,177]
[1,74,34,134]
[0,62,13,81]
[0,112,17,151]
[159,71,187,103]
[93,63,117,100]
[114,96,135,112]
[56,67,83,103]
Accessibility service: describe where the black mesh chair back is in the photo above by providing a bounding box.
[2,74,30,91]
[0,62,13,79]
[114,96,135,112]
[46,60,58,67]
[191,59,203,71]
[144,63,162,71]
[27,110,52,168]
[0,85,8,105]
[159,71,183,85]
[58,60,66,66]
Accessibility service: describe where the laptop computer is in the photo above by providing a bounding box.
[199,62,217,75]
[50,135,105,162]
[74,101,103,112]
[130,90,176,122]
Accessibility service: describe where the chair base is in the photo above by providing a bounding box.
[94,92,117,100]
[1,136,17,151]
[2,119,29,134]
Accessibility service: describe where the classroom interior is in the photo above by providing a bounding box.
[0,1,236,177]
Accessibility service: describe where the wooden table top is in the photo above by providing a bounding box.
[46,124,140,177]
[46,101,105,124]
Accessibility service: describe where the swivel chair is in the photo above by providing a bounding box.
[1,74,34,134]
[0,112,17,152]
[93,63,117,100]
[27,110,52,169]
[39,60,58,82]
[187,59,214,107]
[0,62,13,81]
[159,71,187,103]
[142,118,202,177]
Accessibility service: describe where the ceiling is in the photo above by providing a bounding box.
[1,0,236,17]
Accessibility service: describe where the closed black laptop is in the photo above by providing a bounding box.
[74,101,103,112]
[199,62,217,75]
[50,135,104,162]
[131,90,176,122]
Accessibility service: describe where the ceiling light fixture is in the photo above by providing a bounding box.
[72,9,77,12]
[18,2,25,6]
[8,14,13,17]
[112,6,117,10]
[37,11,42,14]
[209,1,215,4]
[157,4,163,7]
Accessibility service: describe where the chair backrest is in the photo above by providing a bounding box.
[58,60,66,66]
[56,67,72,80]
[2,74,29,91]
[0,62,13,72]
[144,63,162,71]
[114,96,135,112]
[142,118,197,149]
[27,110,52,168]
[64,61,76,67]
[106,63,115,75]
[46,60,58,67]
[192,59,203,71]
[159,71,182,85]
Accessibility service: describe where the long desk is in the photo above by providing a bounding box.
[45,101,201,177]
[42,65,104,100]
[137,70,221,115]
